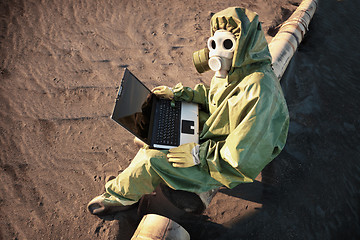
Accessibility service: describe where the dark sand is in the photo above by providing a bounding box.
[1,0,359,239]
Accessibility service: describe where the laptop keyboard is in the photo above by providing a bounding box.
[154,99,181,146]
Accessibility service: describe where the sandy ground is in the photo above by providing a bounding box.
[1,0,360,239]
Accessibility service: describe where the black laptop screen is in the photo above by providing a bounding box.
[111,69,153,143]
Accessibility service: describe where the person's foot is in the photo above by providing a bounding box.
[87,193,135,216]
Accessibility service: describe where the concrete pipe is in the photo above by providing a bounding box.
[269,0,319,81]
[131,214,190,240]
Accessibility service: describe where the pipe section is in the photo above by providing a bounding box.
[269,0,318,80]
[131,214,190,240]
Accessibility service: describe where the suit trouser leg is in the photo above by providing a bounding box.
[104,147,222,206]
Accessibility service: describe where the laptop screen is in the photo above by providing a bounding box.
[111,69,153,144]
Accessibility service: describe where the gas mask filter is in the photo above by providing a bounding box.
[192,47,210,74]
[192,30,236,78]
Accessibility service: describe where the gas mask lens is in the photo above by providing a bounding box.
[223,39,234,50]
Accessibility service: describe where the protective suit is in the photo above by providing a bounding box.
[89,7,289,212]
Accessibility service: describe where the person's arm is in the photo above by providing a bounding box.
[173,83,209,111]
[152,83,209,111]
[198,80,289,188]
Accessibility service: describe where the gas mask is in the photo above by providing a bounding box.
[192,30,236,78]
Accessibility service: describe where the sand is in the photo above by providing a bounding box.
[1,0,360,239]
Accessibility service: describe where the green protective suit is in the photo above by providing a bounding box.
[104,7,289,206]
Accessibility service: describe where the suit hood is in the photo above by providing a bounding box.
[210,7,272,71]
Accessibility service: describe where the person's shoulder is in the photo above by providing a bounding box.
[237,69,272,88]
[235,71,281,102]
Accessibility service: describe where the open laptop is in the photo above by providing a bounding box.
[111,69,199,149]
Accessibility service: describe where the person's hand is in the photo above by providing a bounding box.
[152,86,174,99]
[167,143,200,168]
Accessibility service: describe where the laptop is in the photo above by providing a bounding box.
[111,69,199,149]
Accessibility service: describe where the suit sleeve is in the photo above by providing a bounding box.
[172,83,209,111]
[198,80,289,188]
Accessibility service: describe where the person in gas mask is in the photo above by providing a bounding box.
[87,7,289,215]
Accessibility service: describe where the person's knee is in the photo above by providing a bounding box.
[148,153,170,170]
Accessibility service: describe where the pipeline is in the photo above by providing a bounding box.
[269,0,319,80]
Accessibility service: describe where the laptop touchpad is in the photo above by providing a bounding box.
[181,120,195,134]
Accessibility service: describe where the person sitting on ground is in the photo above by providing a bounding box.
[87,7,289,216]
